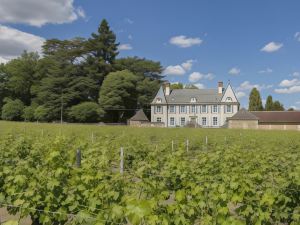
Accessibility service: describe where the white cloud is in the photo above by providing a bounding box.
[228,67,241,75]
[279,78,300,87]
[0,0,85,27]
[128,35,133,40]
[188,72,214,83]
[170,35,203,48]
[259,68,273,74]
[118,44,133,51]
[181,59,195,71]
[274,86,300,94]
[237,81,273,91]
[163,59,196,76]
[194,83,205,89]
[296,101,300,104]
[0,25,45,61]
[0,56,8,64]
[236,91,246,99]
[163,65,186,76]
[261,42,283,53]
[295,32,300,42]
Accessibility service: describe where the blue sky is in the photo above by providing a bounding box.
[0,0,300,109]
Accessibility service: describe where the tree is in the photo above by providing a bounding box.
[99,70,138,122]
[265,95,274,111]
[34,106,50,122]
[23,105,36,121]
[0,64,8,111]
[69,102,104,122]
[1,99,24,121]
[114,57,163,108]
[84,19,119,100]
[185,84,199,89]
[5,52,40,105]
[288,108,295,111]
[273,100,285,111]
[171,83,184,89]
[248,88,263,111]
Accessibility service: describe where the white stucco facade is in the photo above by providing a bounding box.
[151,82,239,128]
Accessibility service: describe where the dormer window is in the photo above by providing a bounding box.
[156,98,162,103]
[191,97,197,103]
[226,97,233,102]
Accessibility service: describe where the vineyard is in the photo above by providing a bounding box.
[0,121,299,225]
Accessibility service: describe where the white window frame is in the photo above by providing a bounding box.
[213,117,218,126]
[170,117,175,126]
[157,117,162,122]
[180,117,186,126]
[156,98,162,103]
[201,105,207,113]
[169,105,175,113]
[213,105,218,113]
[226,105,232,113]
[191,97,197,103]
[191,105,196,113]
[226,97,233,102]
[180,105,186,114]
[156,106,162,113]
[202,117,207,126]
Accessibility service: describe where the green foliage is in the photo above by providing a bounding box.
[99,70,139,122]
[69,102,104,122]
[23,105,36,121]
[0,123,299,224]
[5,51,40,105]
[1,99,24,121]
[273,100,285,111]
[265,95,273,111]
[171,82,184,89]
[248,88,263,111]
[34,105,51,122]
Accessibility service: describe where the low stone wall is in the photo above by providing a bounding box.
[128,121,165,127]
[228,120,258,129]
[229,120,300,131]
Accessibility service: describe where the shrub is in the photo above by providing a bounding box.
[69,102,103,123]
[23,105,36,121]
[34,106,50,122]
[1,99,24,121]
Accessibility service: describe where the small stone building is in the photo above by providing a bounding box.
[228,109,300,131]
[128,109,150,127]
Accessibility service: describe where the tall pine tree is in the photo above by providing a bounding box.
[84,19,119,101]
[265,95,273,111]
[248,88,263,111]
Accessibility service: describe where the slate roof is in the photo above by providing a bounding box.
[129,109,149,121]
[229,108,259,120]
[251,111,300,123]
[166,89,222,104]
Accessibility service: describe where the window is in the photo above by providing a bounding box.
[170,117,175,126]
[180,117,186,126]
[180,105,186,113]
[213,117,218,126]
[226,105,232,113]
[170,105,175,113]
[191,97,197,103]
[156,106,162,113]
[202,117,207,126]
[191,105,196,113]
[157,117,162,122]
[213,105,218,113]
[156,98,162,103]
[201,105,207,113]
[226,97,233,102]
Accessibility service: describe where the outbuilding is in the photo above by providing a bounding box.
[228,109,300,131]
[128,109,150,127]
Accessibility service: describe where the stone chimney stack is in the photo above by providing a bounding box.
[164,82,170,96]
[218,81,223,94]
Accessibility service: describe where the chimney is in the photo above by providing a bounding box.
[164,82,170,96]
[218,81,223,94]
